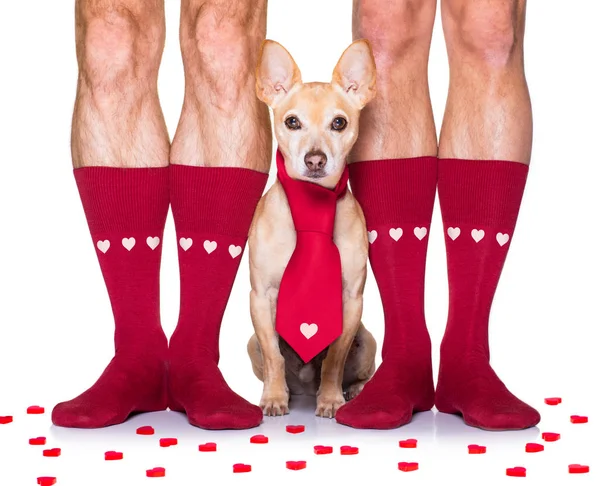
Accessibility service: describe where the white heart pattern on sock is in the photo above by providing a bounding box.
[96,240,110,253]
[179,237,193,251]
[389,228,403,241]
[471,229,485,243]
[367,230,378,244]
[447,227,461,240]
[496,232,510,246]
[414,227,428,240]
[229,245,242,258]
[146,236,160,250]
[203,240,217,254]
[122,237,136,251]
[300,323,318,339]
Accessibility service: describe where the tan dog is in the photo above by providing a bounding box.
[247,40,377,418]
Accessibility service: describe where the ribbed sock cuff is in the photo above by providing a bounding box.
[438,158,529,230]
[349,157,438,226]
[74,167,170,235]
[170,165,268,238]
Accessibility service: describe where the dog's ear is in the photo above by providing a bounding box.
[256,40,302,108]
[332,39,376,109]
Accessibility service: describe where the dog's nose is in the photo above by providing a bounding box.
[304,150,327,171]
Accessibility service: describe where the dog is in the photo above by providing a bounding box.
[247,39,377,418]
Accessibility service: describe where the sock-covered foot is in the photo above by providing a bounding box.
[336,157,437,429]
[52,168,170,428]
[435,158,540,430]
[168,165,267,430]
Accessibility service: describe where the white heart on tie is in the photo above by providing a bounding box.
[447,227,461,240]
[471,229,485,243]
[203,240,217,254]
[96,240,110,253]
[389,228,403,241]
[367,230,378,244]
[496,232,510,246]
[179,237,193,251]
[414,227,428,240]
[122,237,136,251]
[300,323,318,339]
[146,236,160,250]
[229,245,242,259]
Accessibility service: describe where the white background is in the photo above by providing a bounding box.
[0,1,599,485]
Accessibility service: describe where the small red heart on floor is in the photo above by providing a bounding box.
[569,464,590,474]
[136,426,155,435]
[286,461,307,471]
[250,434,269,444]
[37,477,57,486]
[43,448,61,457]
[399,439,418,448]
[541,432,560,442]
[525,442,544,453]
[571,415,588,424]
[27,406,45,415]
[398,462,419,472]
[544,397,562,405]
[314,445,333,455]
[340,445,359,455]
[233,463,252,473]
[104,451,123,461]
[159,438,178,447]
[286,425,305,434]
[146,467,165,478]
[468,444,487,454]
[0,416,13,424]
[29,437,47,445]
[506,467,526,477]
[199,442,217,452]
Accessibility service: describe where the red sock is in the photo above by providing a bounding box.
[335,157,437,429]
[435,158,540,430]
[168,165,267,430]
[52,168,170,428]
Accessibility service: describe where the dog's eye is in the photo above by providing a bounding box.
[285,116,302,130]
[331,117,347,131]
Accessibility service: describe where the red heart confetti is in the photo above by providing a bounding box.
[544,397,562,405]
[286,425,305,434]
[104,451,124,461]
[398,462,419,472]
[569,464,590,474]
[27,406,45,415]
[314,445,333,455]
[199,442,217,452]
[159,438,178,447]
[286,461,307,471]
[399,439,418,448]
[468,444,487,454]
[250,434,269,444]
[136,426,155,435]
[37,477,57,486]
[541,432,560,442]
[0,416,13,425]
[570,415,588,424]
[146,467,165,478]
[233,463,252,473]
[29,437,47,446]
[525,443,545,453]
[340,445,359,455]
[43,448,61,457]
[506,467,526,477]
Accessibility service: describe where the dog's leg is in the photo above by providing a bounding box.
[250,289,289,416]
[343,324,377,401]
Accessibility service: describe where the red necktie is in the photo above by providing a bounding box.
[275,149,349,363]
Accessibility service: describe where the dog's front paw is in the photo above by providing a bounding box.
[260,391,290,417]
[315,392,346,419]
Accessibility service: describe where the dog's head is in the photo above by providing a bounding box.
[256,40,376,189]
